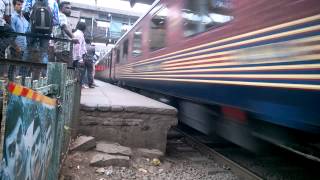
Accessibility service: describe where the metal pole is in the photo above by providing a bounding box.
[91,17,94,39]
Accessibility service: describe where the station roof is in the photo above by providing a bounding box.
[71,2,144,18]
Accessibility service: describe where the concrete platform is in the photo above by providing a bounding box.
[78,80,178,152]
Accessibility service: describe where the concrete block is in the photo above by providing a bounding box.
[79,120,99,126]
[136,148,164,158]
[102,118,142,126]
[96,142,132,156]
[80,105,96,112]
[79,81,178,152]
[124,106,145,113]
[70,136,96,151]
[97,105,111,112]
[90,153,130,167]
[111,106,124,112]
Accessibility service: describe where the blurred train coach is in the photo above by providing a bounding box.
[98,0,320,160]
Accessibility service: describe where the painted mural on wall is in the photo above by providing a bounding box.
[0,93,57,180]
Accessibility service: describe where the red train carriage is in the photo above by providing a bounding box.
[99,0,320,161]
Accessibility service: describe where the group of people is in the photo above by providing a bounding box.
[0,0,97,88]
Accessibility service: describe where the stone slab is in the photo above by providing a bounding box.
[70,136,96,151]
[136,148,164,158]
[96,142,132,156]
[90,153,130,167]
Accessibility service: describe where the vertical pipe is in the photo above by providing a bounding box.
[91,17,94,39]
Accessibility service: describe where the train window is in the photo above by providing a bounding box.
[122,39,129,62]
[183,0,233,37]
[149,7,168,51]
[132,29,142,57]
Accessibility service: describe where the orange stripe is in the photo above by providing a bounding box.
[21,88,29,97]
[36,95,42,102]
[32,92,37,101]
[7,83,57,106]
[8,83,15,92]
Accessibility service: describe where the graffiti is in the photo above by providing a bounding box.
[0,94,56,180]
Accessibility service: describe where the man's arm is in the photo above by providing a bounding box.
[61,24,79,43]
[61,24,73,38]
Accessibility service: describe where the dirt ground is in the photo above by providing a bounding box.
[60,138,238,180]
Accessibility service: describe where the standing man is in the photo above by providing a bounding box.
[84,38,95,88]
[73,21,86,88]
[53,1,78,64]
[11,0,29,60]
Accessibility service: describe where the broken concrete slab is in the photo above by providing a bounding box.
[136,148,164,159]
[96,142,132,156]
[70,136,96,151]
[90,153,130,167]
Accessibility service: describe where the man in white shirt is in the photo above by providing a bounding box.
[72,21,87,88]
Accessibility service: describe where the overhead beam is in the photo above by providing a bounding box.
[71,2,144,18]
[129,0,155,7]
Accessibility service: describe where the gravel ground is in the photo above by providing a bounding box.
[60,138,238,180]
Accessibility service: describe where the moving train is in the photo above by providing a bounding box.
[95,0,320,160]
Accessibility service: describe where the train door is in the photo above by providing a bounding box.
[108,51,113,80]
[112,47,120,80]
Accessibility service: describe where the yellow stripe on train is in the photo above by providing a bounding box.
[119,74,320,80]
[125,14,320,67]
[119,76,320,91]
[120,64,320,74]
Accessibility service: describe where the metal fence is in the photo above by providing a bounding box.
[0,31,80,180]
[0,30,73,68]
